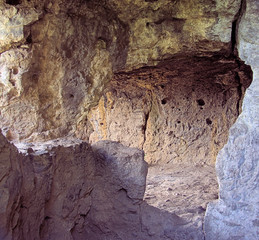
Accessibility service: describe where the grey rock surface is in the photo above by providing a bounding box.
[0,132,149,240]
[204,0,259,239]
[0,0,258,239]
[92,140,148,200]
[1,131,215,240]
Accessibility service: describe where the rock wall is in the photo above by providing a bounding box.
[0,0,258,239]
[88,55,252,165]
[0,0,127,141]
[204,0,259,239]
[0,0,246,142]
[0,131,208,240]
[0,131,149,240]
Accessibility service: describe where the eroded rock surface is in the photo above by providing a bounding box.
[0,0,258,239]
[0,0,247,142]
[88,55,252,165]
[0,131,149,240]
[1,131,213,240]
[204,0,259,239]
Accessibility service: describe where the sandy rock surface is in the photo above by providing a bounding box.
[145,164,218,217]
[89,55,252,165]
[0,0,246,142]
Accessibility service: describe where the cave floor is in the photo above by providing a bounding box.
[144,164,218,224]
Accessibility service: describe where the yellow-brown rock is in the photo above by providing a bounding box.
[0,0,245,142]
[88,55,252,165]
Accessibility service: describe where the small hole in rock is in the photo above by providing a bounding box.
[9,79,16,86]
[69,94,74,98]
[6,0,21,5]
[12,67,18,75]
[161,99,167,105]
[160,84,165,89]
[206,118,212,125]
[177,120,181,124]
[197,99,205,106]
[26,33,32,44]
[146,22,150,27]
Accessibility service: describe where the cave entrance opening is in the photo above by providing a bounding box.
[87,54,252,223]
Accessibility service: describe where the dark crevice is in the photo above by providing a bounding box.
[235,72,243,115]
[6,0,21,5]
[197,99,205,106]
[142,111,150,149]
[26,33,32,44]
[231,0,247,55]
[231,20,238,53]
[142,100,152,149]
[161,99,167,105]
[206,118,212,125]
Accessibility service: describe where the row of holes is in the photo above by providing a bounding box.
[161,98,206,106]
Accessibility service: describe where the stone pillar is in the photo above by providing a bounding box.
[204,1,259,239]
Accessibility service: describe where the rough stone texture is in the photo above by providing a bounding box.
[0,0,246,142]
[144,164,218,240]
[0,130,96,240]
[0,0,258,239]
[0,0,126,141]
[107,0,241,69]
[0,131,210,240]
[88,55,252,165]
[0,131,149,240]
[0,128,21,239]
[204,0,259,239]
[145,164,218,218]
[92,140,147,200]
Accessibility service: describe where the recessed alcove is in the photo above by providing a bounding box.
[0,0,258,238]
[87,54,252,224]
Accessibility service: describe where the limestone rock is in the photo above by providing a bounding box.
[0,129,21,240]
[108,0,241,69]
[237,0,259,68]
[2,129,211,240]
[204,0,259,239]
[0,0,259,239]
[0,3,40,53]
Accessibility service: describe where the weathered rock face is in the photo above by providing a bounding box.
[204,0,259,239]
[0,131,149,240]
[0,0,247,142]
[0,0,128,141]
[0,0,259,239]
[0,131,207,240]
[88,55,252,165]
